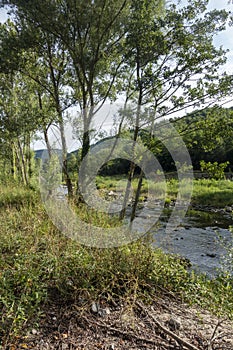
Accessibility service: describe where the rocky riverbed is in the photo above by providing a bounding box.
[151,206,233,277]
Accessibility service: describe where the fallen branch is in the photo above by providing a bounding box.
[82,314,168,348]
[207,318,230,349]
[136,301,200,350]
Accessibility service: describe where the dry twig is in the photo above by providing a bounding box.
[82,314,169,348]
[136,301,201,350]
[207,319,229,350]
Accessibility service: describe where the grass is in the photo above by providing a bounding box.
[0,182,233,346]
[96,176,233,208]
[192,179,233,207]
[96,175,177,202]
[0,183,38,208]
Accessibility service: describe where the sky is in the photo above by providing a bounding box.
[0,1,233,151]
[207,0,233,73]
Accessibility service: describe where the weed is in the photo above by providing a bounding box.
[0,183,232,346]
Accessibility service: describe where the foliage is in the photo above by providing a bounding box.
[200,160,229,180]
[0,184,232,345]
[0,0,232,180]
[173,107,233,170]
[192,178,233,207]
[40,153,62,195]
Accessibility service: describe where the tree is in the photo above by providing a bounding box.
[0,0,232,218]
[200,160,230,180]
[173,106,233,170]
[117,0,165,219]
[0,71,40,185]
[0,20,76,194]
[5,0,130,160]
[116,0,233,220]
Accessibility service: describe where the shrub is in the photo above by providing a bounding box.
[200,160,229,180]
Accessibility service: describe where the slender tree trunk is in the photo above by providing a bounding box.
[11,145,17,180]
[58,117,73,197]
[130,111,156,223]
[120,49,142,220]
[130,169,143,223]
[76,106,92,201]
[14,141,27,186]
[47,41,73,197]
[26,133,33,180]
[43,127,52,158]
[37,91,53,159]
[119,110,140,220]
[103,113,125,166]
[18,139,29,186]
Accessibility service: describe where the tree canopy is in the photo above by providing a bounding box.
[0,0,232,191]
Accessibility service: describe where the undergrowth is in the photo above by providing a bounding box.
[96,176,233,207]
[192,179,233,207]
[0,184,232,347]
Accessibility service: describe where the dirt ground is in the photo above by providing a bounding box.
[6,294,233,350]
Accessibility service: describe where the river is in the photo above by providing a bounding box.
[150,208,233,277]
[52,185,233,277]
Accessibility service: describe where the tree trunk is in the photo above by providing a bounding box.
[14,141,28,186]
[130,113,156,223]
[120,106,141,220]
[43,127,52,158]
[11,145,17,180]
[58,117,73,198]
[130,169,143,223]
[120,48,142,221]
[26,133,33,180]
[81,130,90,161]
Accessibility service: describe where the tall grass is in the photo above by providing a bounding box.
[0,184,38,208]
[0,183,232,346]
[97,176,233,207]
[192,179,233,207]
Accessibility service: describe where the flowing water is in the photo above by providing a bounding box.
[150,208,233,277]
[56,185,233,277]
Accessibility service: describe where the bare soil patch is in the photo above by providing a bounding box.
[8,295,233,350]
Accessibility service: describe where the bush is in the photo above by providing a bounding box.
[0,184,232,345]
[200,160,229,180]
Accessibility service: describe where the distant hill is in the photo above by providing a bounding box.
[34,149,63,160]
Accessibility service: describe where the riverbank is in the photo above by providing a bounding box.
[11,296,233,350]
[97,176,233,208]
[0,183,232,349]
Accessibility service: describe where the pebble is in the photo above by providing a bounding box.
[91,302,99,313]
[206,253,217,258]
[91,302,111,317]
[166,317,181,331]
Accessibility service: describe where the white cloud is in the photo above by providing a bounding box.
[0,7,8,23]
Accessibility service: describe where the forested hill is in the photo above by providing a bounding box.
[34,106,233,176]
[171,106,233,171]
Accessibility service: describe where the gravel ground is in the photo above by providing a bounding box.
[5,295,233,350]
